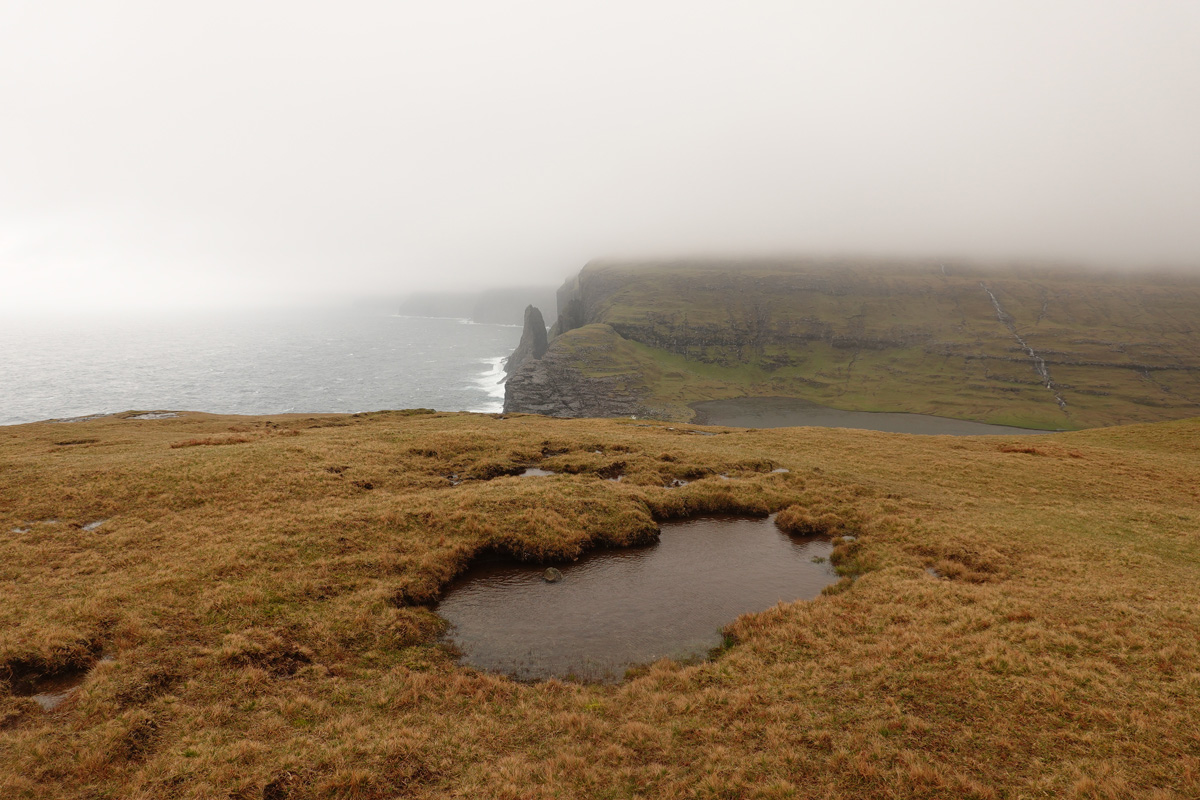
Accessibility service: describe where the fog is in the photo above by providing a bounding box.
[2,1,1198,314]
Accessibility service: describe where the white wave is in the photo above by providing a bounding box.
[467,355,508,412]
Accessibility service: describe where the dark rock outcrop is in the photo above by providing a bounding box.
[503,326,657,418]
[505,306,549,375]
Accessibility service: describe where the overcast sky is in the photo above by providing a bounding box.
[2,1,1198,313]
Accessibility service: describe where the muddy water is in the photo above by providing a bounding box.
[516,467,556,477]
[436,516,836,682]
[691,396,1053,435]
[12,655,113,711]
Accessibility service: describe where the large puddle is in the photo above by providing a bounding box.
[691,396,1053,435]
[436,515,836,682]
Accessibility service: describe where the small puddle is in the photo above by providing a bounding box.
[128,412,179,420]
[13,655,114,711]
[517,468,556,477]
[437,515,837,682]
[81,519,108,531]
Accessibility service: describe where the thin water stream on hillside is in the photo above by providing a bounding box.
[436,515,837,682]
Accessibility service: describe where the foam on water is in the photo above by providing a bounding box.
[469,356,509,413]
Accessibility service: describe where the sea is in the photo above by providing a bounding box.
[0,308,522,426]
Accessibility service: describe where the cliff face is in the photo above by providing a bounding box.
[504,305,549,376]
[503,259,1200,428]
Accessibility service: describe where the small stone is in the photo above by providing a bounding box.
[543,567,564,583]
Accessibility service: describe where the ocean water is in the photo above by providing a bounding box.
[0,309,521,426]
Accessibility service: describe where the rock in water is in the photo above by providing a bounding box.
[505,305,549,375]
[543,567,563,583]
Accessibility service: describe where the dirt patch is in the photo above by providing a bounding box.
[998,443,1085,458]
[217,631,314,677]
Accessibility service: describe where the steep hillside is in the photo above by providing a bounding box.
[508,259,1200,429]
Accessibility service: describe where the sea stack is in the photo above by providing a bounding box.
[505,305,549,375]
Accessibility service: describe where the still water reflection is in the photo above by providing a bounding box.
[437,515,836,682]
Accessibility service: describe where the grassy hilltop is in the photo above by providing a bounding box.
[3,410,1199,798]
[519,259,1200,429]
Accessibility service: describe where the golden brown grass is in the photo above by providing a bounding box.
[1,409,1198,798]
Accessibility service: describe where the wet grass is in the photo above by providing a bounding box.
[1,410,1199,798]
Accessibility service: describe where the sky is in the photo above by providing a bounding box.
[1,1,1199,313]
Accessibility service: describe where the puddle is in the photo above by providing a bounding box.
[926,567,944,579]
[11,527,31,534]
[771,468,790,474]
[691,397,1054,435]
[12,655,113,711]
[127,412,179,420]
[81,519,108,531]
[437,515,837,682]
[517,468,556,477]
[666,479,691,488]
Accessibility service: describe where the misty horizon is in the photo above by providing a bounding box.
[3,1,1198,314]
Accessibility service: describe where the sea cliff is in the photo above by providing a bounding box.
[503,258,1200,428]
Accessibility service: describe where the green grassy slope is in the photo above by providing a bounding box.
[547,259,1200,428]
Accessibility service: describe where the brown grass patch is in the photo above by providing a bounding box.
[1,410,1198,798]
[169,434,255,448]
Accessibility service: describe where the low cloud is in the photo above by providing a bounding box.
[2,1,1198,313]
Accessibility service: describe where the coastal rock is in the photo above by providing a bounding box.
[503,325,659,419]
[505,305,549,375]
